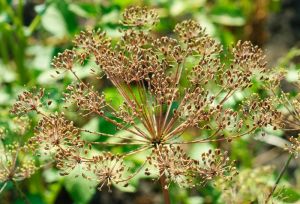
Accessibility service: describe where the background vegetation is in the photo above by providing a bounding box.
[1,0,300,203]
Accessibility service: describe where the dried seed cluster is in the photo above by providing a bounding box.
[0,121,38,184]
[121,6,158,27]
[11,88,44,116]
[52,50,76,71]
[286,136,300,158]
[65,83,106,116]
[216,166,274,203]
[10,6,280,191]
[148,145,197,188]
[198,149,237,183]
[147,146,235,189]
[32,113,81,153]
[87,153,127,192]
[273,77,300,157]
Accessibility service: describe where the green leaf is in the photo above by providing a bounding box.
[77,3,100,16]
[274,187,300,203]
[0,62,16,83]
[27,45,53,71]
[113,178,136,193]
[55,0,78,34]
[43,168,61,183]
[68,4,90,18]
[210,5,246,26]
[103,87,123,107]
[98,114,119,135]
[187,196,204,204]
[64,172,96,204]
[286,69,299,82]
[44,183,62,204]
[41,5,67,37]
[188,143,213,160]
[0,89,10,105]
[81,117,100,141]
[112,0,139,8]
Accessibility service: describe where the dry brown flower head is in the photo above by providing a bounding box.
[11,6,280,191]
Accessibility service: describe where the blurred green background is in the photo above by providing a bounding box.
[2,0,300,203]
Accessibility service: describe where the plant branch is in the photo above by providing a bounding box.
[159,173,171,204]
[265,154,293,203]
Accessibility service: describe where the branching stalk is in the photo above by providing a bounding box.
[265,154,293,203]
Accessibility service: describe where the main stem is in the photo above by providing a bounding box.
[13,180,30,204]
[159,173,171,204]
[265,154,293,203]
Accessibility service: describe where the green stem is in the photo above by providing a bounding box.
[0,30,10,64]
[13,180,31,204]
[0,182,7,194]
[265,154,293,203]
[9,30,30,84]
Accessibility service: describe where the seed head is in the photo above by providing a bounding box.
[10,6,281,192]
[10,88,44,115]
[198,149,237,183]
[286,136,300,158]
[121,6,159,27]
[32,113,80,153]
[148,145,197,188]
[51,49,76,71]
[65,83,106,116]
[88,153,127,192]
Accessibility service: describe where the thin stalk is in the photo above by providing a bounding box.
[99,113,146,139]
[161,56,185,133]
[90,141,145,145]
[159,174,171,204]
[80,128,147,143]
[123,146,151,157]
[171,127,256,144]
[0,31,10,64]
[155,146,171,204]
[0,182,7,194]
[11,31,30,84]
[119,159,149,182]
[126,82,155,136]
[265,154,293,203]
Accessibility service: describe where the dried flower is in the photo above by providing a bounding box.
[216,166,274,204]
[32,113,81,154]
[0,140,37,183]
[65,83,106,116]
[10,88,44,115]
[286,136,300,158]
[73,29,109,64]
[148,145,197,188]
[273,75,300,157]
[12,117,30,135]
[51,49,76,71]
[10,6,280,194]
[121,6,158,27]
[88,153,127,192]
[197,149,237,183]
[55,146,87,176]
[0,157,37,183]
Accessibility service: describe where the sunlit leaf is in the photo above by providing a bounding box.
[41,5,68,37]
